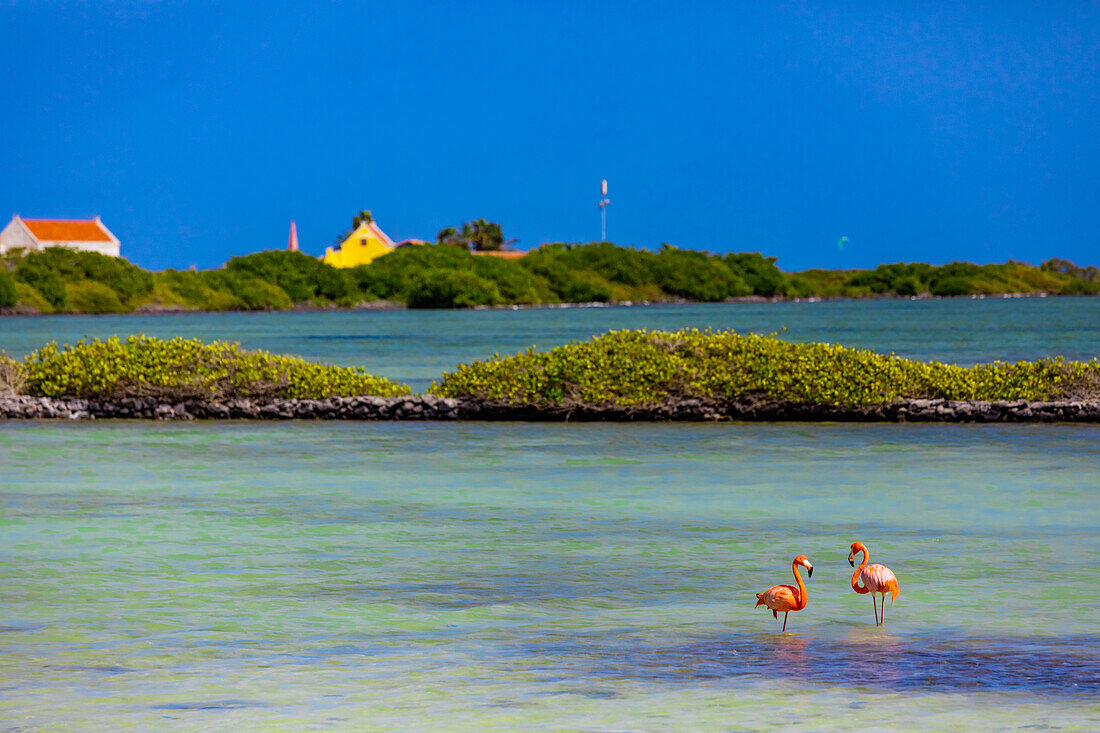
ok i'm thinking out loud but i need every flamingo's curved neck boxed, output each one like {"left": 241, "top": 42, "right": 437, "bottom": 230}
{"left": 791, "top": 561, "right": 808, "bottom": 610}
{"left": 851, "top": 545, "right": 870, "bottom": 594}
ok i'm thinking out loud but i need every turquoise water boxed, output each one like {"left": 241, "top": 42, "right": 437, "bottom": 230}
{"left": 2, "top": 301, "right": 1099, "bottom": 729}
{"left": 1, "top": 422, "right": 1098, "bottom": 730}
{"left": 3, "top": 297, "right": 1099, "bottom": 392}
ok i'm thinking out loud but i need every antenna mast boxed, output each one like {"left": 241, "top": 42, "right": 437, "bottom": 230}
{"left": 598, "top": 179, "right": 610, "bottom": 241}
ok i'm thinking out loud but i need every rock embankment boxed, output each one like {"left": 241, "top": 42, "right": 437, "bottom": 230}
{"left": 2, "top": 395, "right": 1100, "bottom": 422}
{"left": 0, "top": 395, "right": 462, "bottom": 421}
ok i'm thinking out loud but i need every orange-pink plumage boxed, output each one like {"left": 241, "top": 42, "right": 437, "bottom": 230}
{"left": 755, "top": 554, "right": 814, "bottom": 632}
{"left": 848, "top": 541, "right": 900, "bottom": 625}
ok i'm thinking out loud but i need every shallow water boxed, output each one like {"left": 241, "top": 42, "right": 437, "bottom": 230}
{"left": 3, "top": 297, "right": 1099, "bottom": 391}
{"left": 1, "top": 421, "right": 1098, "bottom": 730}
{"left": 2, "top": 300, "right": 1099, "bottom": 728}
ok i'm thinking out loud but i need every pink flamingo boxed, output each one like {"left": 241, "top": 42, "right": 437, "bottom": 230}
{"left": 848, "top": 541, "right": 900, "bottom": 625}
{"left": 755, "top": 555, "right": 814, "bottom": 632}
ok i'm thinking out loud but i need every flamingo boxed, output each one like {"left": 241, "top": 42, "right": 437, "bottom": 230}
{"left": 848, "top": 541, "right": 900, "bottom": 626}
{"left": 755, "top": 555, "right": 814, "bottom": 632}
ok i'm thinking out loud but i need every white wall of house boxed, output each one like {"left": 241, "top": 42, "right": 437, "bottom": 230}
{"left": 38, "top": 238, "right": 121, "bottom": 257}
{"left": 0, "top": 219, "right": 36, "bottom": 254}
{"left": 0, "top": 217, "right": 121, "bottom": 257}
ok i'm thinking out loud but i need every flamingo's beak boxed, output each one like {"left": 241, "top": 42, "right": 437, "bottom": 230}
{"left": 848, "top": 556, "right": 855, "bottom": 567}
{"left": 807, "top": 564, "right": 814, "bottom": 578}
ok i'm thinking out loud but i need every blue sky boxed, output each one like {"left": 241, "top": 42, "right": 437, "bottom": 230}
{"left": 1, "top": 1, "right": 1097, "bottom": 271}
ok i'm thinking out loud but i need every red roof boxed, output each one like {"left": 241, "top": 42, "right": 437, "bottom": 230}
{"left": 22, "top": 219, "right": 113, "bottom": 242}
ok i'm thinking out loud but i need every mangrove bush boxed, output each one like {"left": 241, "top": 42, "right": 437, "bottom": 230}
{"left": 432, "top": 329, "right": 1100, "bottom": 407}
{"left": 23, "top": 336, "right": 410, "bottom": 400}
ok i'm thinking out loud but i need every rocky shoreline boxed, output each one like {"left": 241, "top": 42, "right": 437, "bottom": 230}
{"left": 2, "top": 395, "right": 1099, "bottom": 422}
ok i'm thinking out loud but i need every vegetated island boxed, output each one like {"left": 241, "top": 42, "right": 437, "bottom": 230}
{"left": 3, "top": 332, "right": 1098, "bottom": 422}
{"left": 2, "top": 242, "right": 1099, "bottom": 316}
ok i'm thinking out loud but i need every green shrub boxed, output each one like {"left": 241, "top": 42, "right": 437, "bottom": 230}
{"left": 610, "top": 282, "right": 667, "bottom": 302}
{"left": 525, "top": 242, "right": 657, "bottom": 286}
{"left": 226, "top": 250, "right": 355, "bottom": 302}
{"left": 71, "top": 251, "right": 154, "bottom": 303}
{"left": 782, "top": 274, "right": 820, "bottom": 298}
{"left": 349, "top": 244, "right": 475, "bottom": 301}
{"left": 470, "top": 256, "right": 544, "bottom": 303}
{"left": 651, "top": 248, "right": 751, "bottom": 301}
{"left": 519, "top": 256, "right": 612, "bottom": 302}
{"left": 13, "top": 248, "right": 152, "bottom": 306}
{"left": 66, "top": 281, "right": 125, "bottom": 313}
{"left": 1060, "top": 278, "right": 1100, "bottom": 295}
{"left": 930, "top": 277, "right": 974, "bottom": 297}
{"left": 433, "top": 329, "right": 1100, "bottom": 407}
{"left": 232, "top": 277, "right": 294, "bottom": 310}
{"left": 0, "top": 269, "right": 16, "bottom": 307}
{"left": 521, "top": 242, "right": 768, "bottom": 301}
{"left": 846, "top": 266, "right": 900, "bottom": 294}
{"left": 23, "top": 336, "right": 410, "bottom": 400}
{"left": 406, "top": 268, "right": 503, "bottom": 308}
{"left": 164, "top": 270, "right": 293, "bottom": 310}
{"left": 892, "top": 276, "right": 920, "bottom": 296}
{"left": 1042, "top": 258, "right": 1100, "bottom": 282}
{"left": 785, "top": 259, "right": 1100, "bottom": 299}
{"left": 724, "top": 253, "right": 789, "bottom": 296}
{"left": 153, "top": 270, "right": 240, "bottom": 310}
{"left": 999, "top": 262, "right": 1065, "bottom": 292}
{"left": 16, "top": 259, "right": 68, "bottom": 308}
{"left": 359, "top": 246, "right": 547, "bottom": 304}
{"left": 13, "top": 282, "right": 53, "bottom": 312}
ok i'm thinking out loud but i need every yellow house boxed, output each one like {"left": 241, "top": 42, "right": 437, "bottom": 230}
{"left": 322, "top": 220, "right": 398, "bottom": 268}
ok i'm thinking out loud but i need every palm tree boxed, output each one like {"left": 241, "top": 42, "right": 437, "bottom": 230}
{"left": 436, "top": 219, "right": 515, "bottom": 251}
{"left": 335, "top": 209, "right": 376, "bottom": 245}
{"left": 470, "top": 219, "right": 514, "bottom": 251}
{"left": 436, "top": 227, "right": 459, "bottom": 245}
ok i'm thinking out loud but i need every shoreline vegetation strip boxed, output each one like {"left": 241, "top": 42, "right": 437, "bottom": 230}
{"left": 431, "top": 329, "right": 1100, "bottom": 406}
{"left": 2, "top": 335, "right": 410, "bottom": 400}
{"left": 3, "top": 332, "right": 1098, "bottom": 413}
{"left": 2, "top": 244, "right": 1099, "bottom": 316}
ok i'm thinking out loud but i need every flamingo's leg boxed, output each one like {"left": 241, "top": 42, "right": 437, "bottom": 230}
{"left": 782, "top": 612, "right": 788, "bottom": 632}
{"left": 880, "top": 594, "right": 886, "bottom": 625}
{"left": 872, "top": 595, "right": 879, "bottom": 625}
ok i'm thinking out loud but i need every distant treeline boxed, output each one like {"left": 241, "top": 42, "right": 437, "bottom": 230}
{"left": 1, "top": 243, "right": 1098, "bottom": 314}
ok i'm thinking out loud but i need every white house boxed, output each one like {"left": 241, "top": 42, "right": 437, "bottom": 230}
{"left": 0, "top": 215, "right": 121, "bottom": 257}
